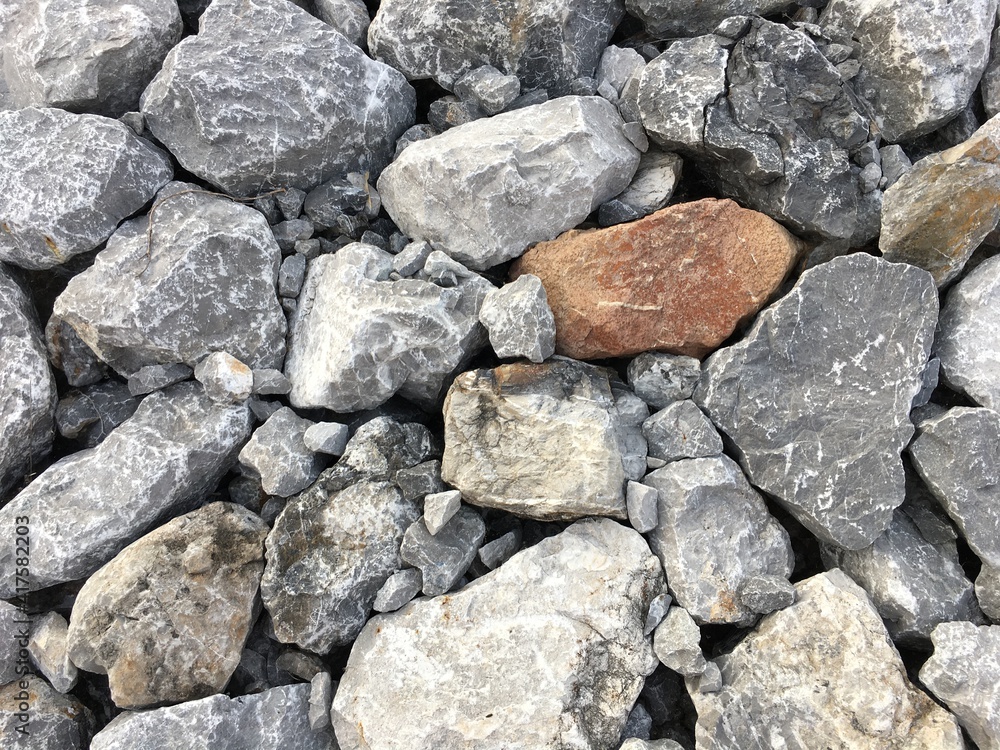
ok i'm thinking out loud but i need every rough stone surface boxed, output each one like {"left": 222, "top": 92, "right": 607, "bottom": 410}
{"left": 66, "top": 503, "right": 266, "bottom": 709}
{"left": 303, "top": 421, "right": 349, "bottom": 456}
{"left": 379, "top": 96, "right": 639, "bottom": 271}
{"left": 477, "top": 530, "right": 520, "bottom": 570}
{"left": 56, "top": 380, "right": 140, "bottom": 447}
{"left": 194, "top": 352, "right": 253, "bottom": 404}
{"left": 239, "top": 408, "right": 322, "bottom": 498}
{"left": 879, "top": 115, "right": 1000, "bottom": 286}
{"left": 28, "top": 612, "right": 77, "bottom": 693}
{"left": 309, "top": 671, "right": 333, "bottom": 731}
{"left": 423, "top": 490, "right": 462, "bottom": 536}
{"left": 2, "top": 0, "right": 183, "bottom": 118}
{"left": 821, "top": 0, "right": 998, "bottom": 141}
{"left": 935, "top": 254, "right": 1000, "bottom": 409}
{"left": 0, "top": 675, "right": 94, "bottom": 750}
{"left": 141, "top": 0, "right": 415, "bottom": 195}
{"left": 478, "top": 274, "right": 556, "bottom": 363}
{"left": 0, "top": 107, "right": 172, "bottom": 270}
{"left": 442, "top": 359, "right": 646, "bottom": 521}
{"left": 643, "top": 455, "right": 793, "bottom": 625}
{"left": 690, "top": 570, "right": 965, "bottom": 749}
{"left": 695, "top": 254, "right": 938, "bottom": 549}
{"left": 643, "top": 400, "right": 723, "bottom": 463}
{"left": 627, "top": 0, "right": 793, "bottom": 37}
{"left": 978, "top": 565, "right": 1000, "bottom": 621}
{"left": 627, "top": 480, "right": 659, "bottom": 534}
{"left": 128, "top": 363, "right": 192, "bottom": 396}
{"left": 627, "top": 353, "right": 701, "bottom": 410}
{"left": 285, "top": 243, "right": 491, "bottom": 412}
{"left": 373, "top": 567, "right": 423, "bottom": 613}
{"left": 0, "top": 382, "right": 252, "bottom": 597}
{"left": 612, "top": 150, "right": 683, "bottom": 219}
{"left": 920, "top": 622, "right": 1000, "bottom": 750}
{"left": 400, "top": 507, "right": 486, "bottom": 596}
{"left": 653, "top": 607, "right": 706, "bottom": 677}
{"left": 313, "top": 0, "right": 369, "bottom": 48}
{"left": 0, "top": 600, "right": 31, "bottom": 686}
{"left": 454, "top": 66, "right": 520, "bottom": 115}
{"left": 368, "top": 0, "right": 623, "bottom": 96}
{"left": 513, "top": 199, "right": 802, "bottom": 359}
{"left": 53, "top": 185, "right": 286, "bottom": 377}
{"left": 333, "top": 519, "right": 663, "bottom": 750}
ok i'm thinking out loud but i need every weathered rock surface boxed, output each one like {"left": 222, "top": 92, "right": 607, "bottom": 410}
{"left": 285, "top": 243, "right": 491, "bottom": 412}
{"left": 0, "top": 382, "right": 252, "bottom": 596}
{"left": 978, "top": 565, "right": 1000, "bottom": 621}
{"left": 454, "top": 65, "right": 520, "bottom": 115}
{"left": 478, "top": 274, "right": 556, "bottom": 363}
{"left": 56, "top": 379, "right": 140, "bottom": 447}
{"left": 987, "top": 17, "right": 1000, "bottom": 118}
{"left": 52, "top": 185, "right": 286, "bottom": 377}
{"left": 442, "top": 359, "right": 646, "bottom": 521}
{"left": 627, "top": 0, "right": 793, "bottom": 37}
{"left": 368, "top": 0, "right": 623, "bottom": 95}
{"left": 314, "top": 0, "right": 369, "bottom": 48}
{"left": 379, "top": 96, "right": 639, "bottom": 270}
{"left": 0, "top": 600, "right": 30, "bottom": 686}
{"left": 422, "top": 490, "right": 462, "bottom": 536}
{"left": 127, "top": 363, "right": 192, "bottom": 396}
{"left": 653, "top": 606, "right": 706, "bottom": 677}
{"left": 373, "top": 568, "right": 423, "bottom": 613}
{"left": 0, "top": 107, "right": 172, "bottom": 270}
{"left": 239, "top": 407, "right": 322, "bottom": 498}
{"left": 695, "top": 254, "right": 938, "bottom": 549}
{"left": 29, "top": 612, "right": 77, "bottom": 693}
{"left": 194, "top": 352, "right": 253, "bottom": 404}
{"left": 611, "top": 150, "right": 683, "bottom": 220}
{"left": 643, "top": 455, "right": 793, "bottom": 625}
{"left": 690, "top": 570, "right": 965, "bottom": 749}
{"left": 643, "top": 400, "right": 723, "bottom": 463}
{"left": 400, "top": 507, "right": 486, "bottom": 595}
{"left": 89, "top": 684, "right": 335, "bottom": 750}
{"left": 303, "top": 421, "right": 349, "bottom": 456}
{"left": 333, "top": 519, "right": 663, "bottom": 750}
{"left": 513, "top": 199, "right": 801, "bottom": 359}
{"left": 628, "top": 353, "right": 701, "bottom": 410}
{"left": 920, "top": 622, "right": 1000, "bottom": 750}
{"left": 821, "top": 0, "right": 998, "bottom": 142}
{"left": 935, "top": 254, "right": 1000, "bottom": 409}
{"left": 66, "top": 503, "right": 266, "bottom": 708}
{"left": 0, "top": 675, "right": 94, "bottom": 750}
{"left": 879, "top": 115, "right": 1000, "bottom": 285}
{"left": 2, "top": 0, "right": 183, "bottom": 117}
{"left": 141, "top": 0, "right": 415, "bottom": 195}
{"left": 261, "top": 418, "right": 432, "bottom": 653}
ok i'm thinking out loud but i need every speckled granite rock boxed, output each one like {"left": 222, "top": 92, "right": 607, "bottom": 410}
{"left": 0, "top": 675, "right": 94, "bottom": 749}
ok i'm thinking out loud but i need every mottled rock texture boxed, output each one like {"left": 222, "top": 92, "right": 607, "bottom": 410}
{"left": 478, "top": 274, "right": 556, "bottom": 363}
{"left": 239, "top": 407, "right": 322, "bottom": 498}
{"left": 314, "top": 0, "right": 369, "bottom": 48}
{"left": 0, "top": 675, "right": 94, "bottom": 750}
{"left": 627, "top": 0, "right": 793, "bottom": 37}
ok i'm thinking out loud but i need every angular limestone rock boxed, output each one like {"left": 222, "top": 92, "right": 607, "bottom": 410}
{"left": 373, "top": 568, "right": 423, "bottom": 613}
{"left": 379, "top": 96, "right": 639, "bottom": 270}
{"left": 422, "top": 490, "right": 462, "bottom": 536}
{"left": 0, "top": 107, "right": 172, "bottom": 270}
{"left": 194, "top": 352, "right": 253, "bottom": 404}
{"left": 442, "top": 359, "right": 646, "bottom": 521}
{"left": 67, "top": 503, "right": 267, "bottom": 709}
{"left": 653, "top": 607, "right": 706, "bottom": 677}
{"left": 313, "top": 0, "right": 369, "bottom": 48}
{"left": 627, "top": 0, "right": 793, "bottom": 37}
{"left": 695, "top": 254, "right": 938, "bottom": 549}
{"left": 478, "top": 274, "right": 556, "bottom": 363}
{"left": 612, "top": 150, "right": 683, "bottom": 219}
{"left": 400, "top": 507, "right": 486, "bottom": 596}
{"left": 0, "top": 675, "right": 94, "bottom": 749}
{"left": 691, "top": 570, "right": 965, "bottom": 749}
{"left": 643, "top": 456, "right": 793, "bottom": 625}
{"left": 29, "top": 612, "right": 77, "bottom": 693}
{"left": 627, "top": 353, "right": 701, "bottom": 410}
{"left": 643, "top": 400, "right": 723, "bottom": 463}
{"left": 333, "top": 519, "right": 663, "bottom": 750}
{"left": 978, "top": 566, "right": 1000, "bottom": 621}
{"left": 52, "top": 185, "right": 286, "bottom": 377}
{"left": 141, "top": 0, "right": 414, "bottom": 195}
{"left": 239, "top": 407, "right": 322, "bottom": 498}
{"left": 0, "top": 382, "right": 252, "bottom": 596}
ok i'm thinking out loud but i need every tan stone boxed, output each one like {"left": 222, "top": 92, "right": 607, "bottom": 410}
{"left": 511, "top": 198, "right": 802, "bottom": 359}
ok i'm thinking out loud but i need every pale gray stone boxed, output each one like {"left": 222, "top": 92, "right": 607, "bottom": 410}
{"left": 620, "top": 740, "right": 684, "bottom": 750}
{"left": 598, "top": 46, "right": 645, "bottom": 98}
{"left": 477, "top": 530, "right": 520, "bottom": 570}
{"left": 423, "top": 490, "right": 462, "bottom": 536}
{"left": 373, "top": 568, "right": 423, "bottom": 613}
{"left": 478, "top": 274, "right": 556, "bottom": 363}
{"left": 128, "top": 363, "right": 192, "bottom": 396}
{"left": 308, "top": 672, "right": 333, "bottom": 732}
{"left": 400, "top": 507, "right": 486, "bottom": 596}
{"left": 736, "top": 575, "right": 796, "bottom": 615}
{"left": 332, "top": 519, "right": 663, "bottom": 750}
{"left": 622, "top": 121, "right": 649, "bottom": 152}
{"left": 987, "top": 14, "right": 1000, "bottom": 118}
{"left": 920, "top": 622, "right": 1000, "bottom": 750}
{"left": 695, "top": 254, "right": 938, "bottom": 549}
{"left": 627, "top": 0, "right": 793, "bottom": 36}
{"left": 195, "top": 352, "right": 254, "bottom": 404}
{"left": 2, "top": 0, "right": 182, "bottom": 117}
{"left": 642, "top": 400, "right": 723, "bottom": 463}
{"left": 0, "top": 600, "right": 31, "bottom": 686}
{"left": 627, "top": 352, "right": 701, "bottom": 410}
{"left": 0, "top": 382, "right": 252, "bottom": 597}
{"left": 454, "top": 65, "right": 520, "bottom": 115}
{"left": 691, "top": 570, "right": 965, "bottom": 749}
{"left": 612, "top": 150, "right": 683, "bottom": 219}
{"left": 644, "top": 455, "right": 793, "bottom": 625}
{"left": 627, "top": 480, "right": 659, "bottom": 534}
{"left": 0, "top": 675, "right": 94, "bottom": 749}
{"left": 303, "top": 422, "right": 349, "bottom": 456}
{"left": 239, "top": 408, "right": 322, "bottom": 498}
{"left": 653, "top": 607, "right": 706, "bottom": 677}
{"left": 688, "top": 662, "right": 723, "bottom": 695}
{"left": 644, "top": 592, "right": 672, "bottom": 636}
{"left": 313, "top": 0, "right": 369, "bottom": 48}
{"left": 0, "top": 107, "right": 172, "bottom": 270}
{"left": 285, "top": 243, "right": 491, "bottom": 412}
{"left": 52, "top": 185, "right": 286, "bottom": 377}
{"left": 252, "top": 368, "right": 291, "bottom": 396}
{"left": 378, "top": 96, "right": 640, "bottom": 270}
{"left": 141, "top": 0, "right": 414, "bottom": 195}
{"left": 28, "top": 612, "right": 77, "bottom": 693}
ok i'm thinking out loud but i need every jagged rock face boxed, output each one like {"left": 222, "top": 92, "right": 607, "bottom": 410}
{"left": 690, "top": 570, "right": 965, "bottom": 749}
{"left": 0, "top": 107, "right": 172, "bottom": 270}
{"left": 0, "top": 675, "right": 94, "bottom": 749}
{"left": 368, "top": 0, "right": 624, "bottom": 95}
{"left": 626, "top": 0, "right": 793, "bottom": 37}
{"left": 1, "top": 0, "right": 183, "bottom": 117}
{"left": 695, "top": 254, "right": 938, "bottom": 550}
{"left": 52, "top": 184, "right": 286, "bottom": 377}
{"left": 332, "top": 519, "right": 664, "bottom": 750}
{"left": 478, "top": 274, "right": 556, "bottom": 363}
{"left": 66, "top": 503, "right": 267, "bottom": 709}
{"left": 0, "top": 383, "right": 252, "bottom": 597}
{"left": 441, "top": 359, "right": 647, "bottom": 521}
{"left": 313, "top": 0, "right": 370, "bottom": 48}
{"left": 378, "top": 96, "right": 639, "bottom": 270}
{"left": 821, "top": 0, "right": 998, "bottom": 142}
{"left": 141, "top": 0, "right": 415, "bottom": 195}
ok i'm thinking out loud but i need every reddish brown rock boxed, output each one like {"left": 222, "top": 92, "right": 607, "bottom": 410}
{"left": 511, "top": 198, "right": 803, "bottom": 359}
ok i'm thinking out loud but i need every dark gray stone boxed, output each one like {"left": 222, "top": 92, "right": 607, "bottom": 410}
{"left": 272, "top": 219, "right": 313, "bottom": 252}
{"left": 427, "top": 97, "right": 486, "bottom": 131}
{"left": 0, "top": 600, "right": 31, "bottom": 686}
{"left": 278, "top": 254, "right": 307, "bottom": 298}
{"left": 308, "top": 671, "right": 333, "bottom": 731}
{"left": 394, "top": 460, "right": 444, "bottom": 501}
{"left": 252, "top": 368, "right": 290, "bottom": 396}
{"left": 275, "top": 187, "right": 306, "bottom": 222}
{"left": 0, "top": 675, "right": 94, "bottom": 750}
{"left": 372, "top": 567, "right": 423, "bottom": 613}
{"left": 627, "top": 352, "right": 701, "bottom": 410}
{"left": 127, "top": 363, "right": 193, "bottom": 396}
{"left": 56, "top": 380, "right": 139, "bottom": 447}
{"left": 642, "top": 400, "right": 723, "bottom": 463}
{"left": 627, "top": 0, "right": 794, "bottom": 37}
{"left": 45, "top": 317, "right": 106, "bottom": 387}
{"left": 477, "top": 530, "right": 521, "bottom": 570}
{"left": 736, "top": 575, "right": 796, "bottom": 615}
{"left": 400, "top": 507, "right": 486, "bottom": 596}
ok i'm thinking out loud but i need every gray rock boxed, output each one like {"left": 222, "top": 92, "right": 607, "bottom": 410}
{"left": 395, "top": 460, "right": 444, "bottom": 501}
{"left": 89, "top": 684, "right": 335, "bottom": 750}
{"left": 2, "top": 0, "right": 182, "bottom": 117}
{"left": 128, "top": 363, "right": 193, "bottom": 396}
{"left": 392, "top": 240, "right": 432, "bottom": 277}
{"left": 378, "top": 96, "right": 640, "bottom": 270}
{"left": 691, "top": 570, "right": 965, "bottom": 749}
{"left": 913, "top": 357, "right": 940, "bottom": 409}
{"left": 56, "top": 380, "right": 140, "bottom": 447}
{"left": 332, "top": 519, "right": 663, "bottom": 750}
{"left": 0, "top": 265, "right": 56, "bottom": 497}
{"left": 920, "top": 622, "right": 1000, "bottom": 750}
{"left": 141, "top": 0, "right": 414, "bottom": 195}
{"left": 977, "top": 566, "right": 1000, "bottom": 620}
{"left": 504, "top": 88, "right": 549, "bottom": 112}
{"left": 45, "top": 317, "right": 106, "bottom": 387}
{"left": 274, "top": 187, "right": 306, "bottom": 222}
{"left": 278, "top": 254, "right": 307, "bottom": 298}
{"left": 427, "top": 96, "right": 486, "bottom": 132}
{"left": 308, "top": 672, "right": 333, "bottom": 732}
{"left": 0, "top": 382, "right": 252, "bottom": 596}
{"left": 260, "top": 418, "right": 432, "bottom": 653}
{"left": 0, "top": 675, "right": 94, "bottom": 749}
{"left": 194, "top": 352, "right": 254, "bottom": 404}
{"left": 442, "top": 359, "right": 646, "bottom": 521}
{"left": 285, "top": 243, "right": 491, "bottom": 412}
{"left": 820, "top": 0, "right": 998, "bottom": 141}
{"left": 400, "top": 507, "right": 486, "bottom": 596}
{"left": 619, "top": 702, "right": 653, "bottom": 742}
{"left": 879, "top": 144, "right": 912, "bottom": 188}
{"left": 252, "top": 369, "right": 291, "bottom": 396}
{"left": 273, "top": 650, "right": 326, "bottom": 683}
{"left": 642, "top": 400, "right": 723, "bottom": 463}
{"left": 643, "top": 455, "right": 793, "bottom": 625}
{"left": 0, "top": 107, "right": 172, "bottom": 270}
{"left": 643, "top": 592, "right": 672, "bottom": 637}
{"left": 313, "top": 0, "right": 369, "bottom": 48}
{"left": 627, "top": 352, "right": 701, "bottom": 410}
{"left": 0, "top": 600, "right": 31, "bottom": 686}
{"left": 303, "top": 422, "right": 349, "bottom": 456}
{"left": 627, "top": 480, "right": 659, "bottom": 534}
{"left": 653, "top": 607, "right": 706, "bottom": 677}
{"left": 454, "top": 65, "right": 520, "bottom": 115}
{"left": 53, "top": 185, "right": 286, "bottom": 377}
{"left": 695, "top": 254, "right": 938, "bottom": 549}
{"left": 272, "top": 219, "right": 313, "bottom": 253}
{"left": 688, "top": 661, "right": 723, "bottom": 695}
{"left": 627, "top": 0, "right": 793, "bottom": 36}
{"left": 612, "top": 150, "right": 683, "bottom": 219}
{"left": 373, "top": 568, "right": 423, "bottom": 613}
{"left": 28, "top": 612, "right": 77, "bottom": 693}
{"left": 598, "top": 46, "right": 645, "bottom": 98}
{"left": 736, "top": 575, "right": 796, "bottom": 615}
{"left": 239, "top": 408, "right": 321, "bottom": 498}
{"left": 935, "top": 254, "right": 1000, "bottom": 409}
{"left": 423, "top": 490, "right": 462, "bottom": 536}
{"left": 368, "top": 0, "right": 623, "bottom": 96}
{"left": 620, "top": 741, "right": 684, "bottom": 750}
{"left": 622, "top": 121, "right": 649, "bottom": 152}
{"left": 477, "top": 530, "right": 521, "bottom": 570}
{"left": 478, "top": 274, "right": 556, "bottom": 362}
